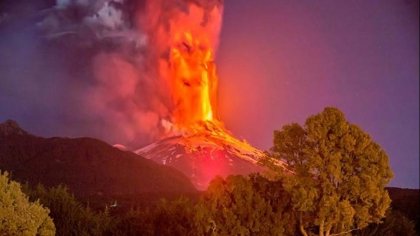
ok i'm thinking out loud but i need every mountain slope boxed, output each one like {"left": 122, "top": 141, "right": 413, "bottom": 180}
{"left": 0, "top": 120, "right": 196, "bottom": 197}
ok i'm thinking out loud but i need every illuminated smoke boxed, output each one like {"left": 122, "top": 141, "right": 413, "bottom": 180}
{"left": 0, "top": 0, "right": 223, "bottom": 146}
{"left": 50, "top": 0, "right": 222, "bottom": 145}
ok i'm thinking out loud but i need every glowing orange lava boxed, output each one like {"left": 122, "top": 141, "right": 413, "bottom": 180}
{"left": 169, "top": 31, "right": 218, "bottom": 127}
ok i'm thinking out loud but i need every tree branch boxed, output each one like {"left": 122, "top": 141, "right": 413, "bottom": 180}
{"left": 329, "top": 228, "right": 360, "bottom": 236}
{"left": 299, "top": 212, "right": 309, "bottom": 236}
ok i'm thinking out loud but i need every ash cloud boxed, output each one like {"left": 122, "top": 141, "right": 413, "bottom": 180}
{"left": 0, "top": 0, "right": 223, "bottom": 147}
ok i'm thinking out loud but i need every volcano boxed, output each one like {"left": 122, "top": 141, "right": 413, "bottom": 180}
{"left": 131, "top": 1, "right": 288, "bottom": 189}
{"left": 136, "top": 121, "right": 286, "bottom": 189}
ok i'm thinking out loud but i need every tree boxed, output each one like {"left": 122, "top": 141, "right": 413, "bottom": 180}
{"left": 0, "top": 171, "right": 55, "bottom": 236}
{"left": 355, "top": 210, "right": 417, "bottom": 236}
{"left": 201, "top": 175, "right": 295, "bottom": 236}
{"left": 109, "top": 196, "right": 207, "bottom": 236}
{"left": 149, "top": 197, "right": 201, "bottom": 236}
{"left": 24, "top": 184, "right": 111, "bottom": 236}
{"left": 272, "top": 107, "right": 393, "bottom": 236}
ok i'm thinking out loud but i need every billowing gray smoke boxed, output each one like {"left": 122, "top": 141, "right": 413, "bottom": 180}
{"left": 0, "top": 0, "right": 223, "bottom": 148}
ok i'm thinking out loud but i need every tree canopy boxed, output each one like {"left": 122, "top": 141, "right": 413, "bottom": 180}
{"left": 355, "top": 210, "right": 417, "bottom": 236}
{"left": 199, "top": 174, "right": 296, "bottom": 236}
{"left": 272, "top": 107, "right": 393, "bottom": 236}
{"left": 24, "top": 184, "right": 111, "bottom": 236}
{"left": 0, "top": 171, "right": 55, "bottom": 236}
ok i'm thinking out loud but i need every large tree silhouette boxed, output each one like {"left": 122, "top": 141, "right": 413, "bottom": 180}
{"left": 272, "top": 107, "right": 393, "bottom": 236}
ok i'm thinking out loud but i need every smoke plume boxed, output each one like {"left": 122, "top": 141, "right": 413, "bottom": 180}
{"left": 0, "top": 0, "right": 223, "bottom": 147}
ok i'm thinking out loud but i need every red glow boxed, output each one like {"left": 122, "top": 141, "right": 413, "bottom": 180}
{"left": 195, "top": 149, "right": 228, "bottom": 187}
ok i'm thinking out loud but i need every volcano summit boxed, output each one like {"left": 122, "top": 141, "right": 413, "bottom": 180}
{"left": 136, "top": 121, "right": 283, "bottom": 189}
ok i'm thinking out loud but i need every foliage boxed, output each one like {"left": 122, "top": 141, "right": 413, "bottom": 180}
{"left": 152, "top": 197, "right": 205, "bottom": 235}
{"left": 0, "top": 171, "right": 55, "bottom": 236}
{"left": 108, "top": 207, "right": 154, "bottom": 236}
{"left": 111, "top": 197, "right": 201, "bottom": 236}
{"left": 272, "top": 107, "right": 393, "bottom": 236}
{"left": 386, "top": 187, "right": 420, "bottom": 233}
{"left": 109, "top": 197, "right": 204, "bottom": 236}
{"left": 355, "top": 210, "right": 417, "bottom": 236}
{"left": 109, "top": 174, "right": 297, "bottom": 236}
{"left": 201, "top": 174, "right": 296, "bottom": 236}
{"left": 24, "top": 184, "right": 111, "bottom": 236}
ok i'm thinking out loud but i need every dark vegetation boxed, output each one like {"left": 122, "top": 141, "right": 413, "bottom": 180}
{"left": 387, "top": 187, "right": 420, "bottom": 232}
{"left": 4, "top": 173, "right": 418, "bottom": 236}
{"left": 1, "top": 108, "right": 419, "bottom": 235}
{"left": 23, "top": 184, "right": 112, "bottom": 236}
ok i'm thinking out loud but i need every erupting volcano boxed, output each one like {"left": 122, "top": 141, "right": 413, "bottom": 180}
{"left": 131, "top": 0, "right": 287, "bottom": 189}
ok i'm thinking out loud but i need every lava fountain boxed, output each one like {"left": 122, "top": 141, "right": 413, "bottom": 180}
{"left": 169, "top": 31, "right": 217, "bottom": 126}
{"left": 136, "top": 0, "right": 286, "bottom": 189}
{"left": 140, "top": 0, "right": 223, "bottom": 131}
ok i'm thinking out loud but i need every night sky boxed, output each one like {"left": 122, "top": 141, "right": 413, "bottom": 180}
{"left": 0, "top": 1, "right": 418, "bottom": 188}
{"left": 217, "top": 0, "right": 419, "bottom": 188}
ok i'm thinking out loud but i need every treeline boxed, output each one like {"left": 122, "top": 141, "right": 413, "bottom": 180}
{"left": 4, "top": 172, "right": 294, "bottom": 235}
{"left": 1, "top": 171, "right": 417, "bottom": 236}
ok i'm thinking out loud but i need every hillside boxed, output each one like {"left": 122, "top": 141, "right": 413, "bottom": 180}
{"left": 0, "top": 120, "right": 196, "bottom": 199}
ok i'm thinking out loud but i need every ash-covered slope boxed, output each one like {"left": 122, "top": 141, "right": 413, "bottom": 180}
{"left": 136, "top": 121, "right": 287, "bottom": 189}
{"left": 0, "top": 120, "right": 196, "bottom": 197}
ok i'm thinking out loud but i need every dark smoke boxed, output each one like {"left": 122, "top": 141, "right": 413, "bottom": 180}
{"left": 0, "top": 0, "right": 222, "bottom": 148}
